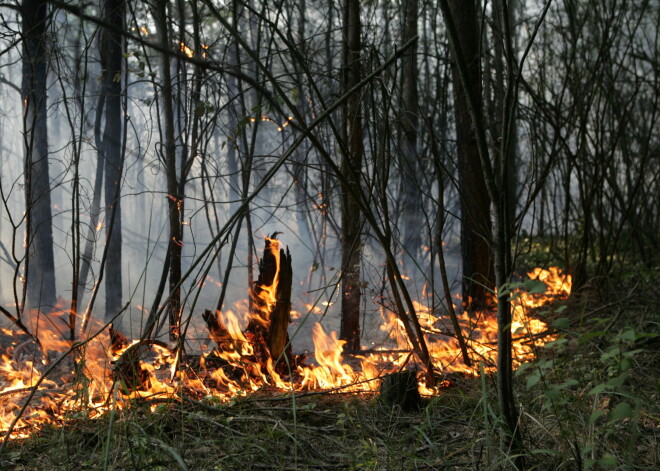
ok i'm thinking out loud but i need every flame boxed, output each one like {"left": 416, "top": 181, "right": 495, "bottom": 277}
{"left": 180, "top": 42, "right": 194, "bottom": 58}
{"left": 0, "top": 267, "right": 570, "bottom": 440}
{"left": 261, "top": 237, "right": 281, "bottom": 309}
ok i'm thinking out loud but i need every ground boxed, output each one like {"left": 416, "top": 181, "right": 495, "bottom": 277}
{"left": 1, "top": 271, "right": 658, "bottom": 470}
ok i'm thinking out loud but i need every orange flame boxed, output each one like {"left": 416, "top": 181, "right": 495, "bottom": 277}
{"left": 0, "top": 267, "right": 571, "bottom": 440}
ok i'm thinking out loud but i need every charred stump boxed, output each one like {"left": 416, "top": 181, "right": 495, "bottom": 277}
{"left": 379, "top": 370, "right": 422, "bottom": 411}
{"left": 110, "top": 325, "right": 129, "bottom": 355}
{"left": 246, "top": 235, "right": 293, "bottom": 369}
{"left": 112, "top": 342, "right": 152, "bottom": 394}
{"left": 109, "top": 325, "right": 152, "bottom": 394}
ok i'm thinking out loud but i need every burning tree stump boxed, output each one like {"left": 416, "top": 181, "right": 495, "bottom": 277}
{"left": 246, "top": 235, "right": 293, "bottom": 369}
{"left": 380, "top": 370, "right": 421, "bottom": 411}
{"left": 202, "top": 309, "right": 236, "bottom": 353}
{"left": 112, "top": 342, "right": 152, "bottom": 394}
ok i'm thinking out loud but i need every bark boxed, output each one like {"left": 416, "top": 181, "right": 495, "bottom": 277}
{"left": 399, "top": 0, "right": 422, "bottom": 256}
{"left": 153, "top": 1, "right": 182, "bottom": 341}
{"left": 448, "top": 0, "right": 495, "bottom": 311}
{"left": 100, "top": 0, "right": 125, "bottom": 322}
{"left": 22, "top": 0, "right": 56, "bottom": 313}
{"left": 380, "top": 370, "right": 421, "bottom": 411}
{"left": 339, "top": 0, "right": 363, "bottom": 352}
{"left": 488, "top": 0, "right": 519, "bottom": 236}
{"left": 111, "top": 339, "right": 160, "bottom": 394}
{"left": 246, "top": 236, "right": 293, "bottom": 367}
{"left": 289, "top": 0, "right": 313, "bottom": 244}
{"left": 225, "top": 18, "right": 242, "bottom": 216}
{"left": 440, "top": 0, "right": 521, "bottom": 451}
{"left": 76, "top": 95, "right": 105, "bottom": 310}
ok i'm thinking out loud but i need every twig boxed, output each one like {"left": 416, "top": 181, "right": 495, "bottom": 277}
{"left": 0, "top": 305, "right": 43, "bottom": 350}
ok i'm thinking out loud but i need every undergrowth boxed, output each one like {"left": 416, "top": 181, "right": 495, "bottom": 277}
{"left": 1, "top": 270, "right": 658, "bottom": 470}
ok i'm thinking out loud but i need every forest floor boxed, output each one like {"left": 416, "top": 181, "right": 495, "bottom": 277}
{"left": 1, "top": 269, "right": 658, "bottom": 470}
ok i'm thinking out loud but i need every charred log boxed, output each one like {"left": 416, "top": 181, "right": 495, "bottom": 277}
{"left": 268, "top": 246, "right": 293, "bottom": 361}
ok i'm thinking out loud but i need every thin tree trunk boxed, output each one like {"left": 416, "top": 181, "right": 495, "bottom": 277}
{"left": 100, "top": 0, "right": 125, "bottom": 322}
{"left": 439, "top": 0, "right": 521, "bottom": 452}
{"left": 400, "top": 0, "right": 422, "bottom": 256}
{"left": 22, "top": 0, "right": 56, "bottom": 313}
{"left": 153, "top": 1, "right": 182, "bottom": 341}
{"left": 339, "top": 0, "right": 363, "bottom": 352}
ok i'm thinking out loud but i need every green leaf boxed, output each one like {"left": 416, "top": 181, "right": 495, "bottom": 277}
{"left": 608, "top": 402, "right": 633, "bottom": 423}
{"left": 580, "top": 330, "right": 606, "bottom": 342}
{"left": 544, "top": 338, "right": 568, "bottom": 350}
{"left": 601, "top": 347, "right": 620, "bottom": 362}
{"left": 515, "top": 362, "right": 533, "bottom": 376}
{"left": 598, "top": 454, "right": 617, "bottom": 468}
{"left": 606, "top": 373, "right": 628, "bottom": 389}
{"left": 588, "top": 383, "right": 608, "bottom": 395}
{"left": 527, "top": 373, "right": 541, "bottom": 388}
{"left": 620, "top": 328, "right": 636, "bottom": 343}
{"left": 530, "top": 449, "right": 559, "bottom": 455}
{"left": 544, "top": 386, "right": 561, "bottom": 401}
{"left": 620, "top": 357, "right": 632, "bottom": 371}
{"left": 524, "top": 278, "right": 547, "bottom": 294}
{"left": 552, "top": 317, "right": 570, "bottom": 329}
{"left": 584, "top": 458, "right": 596, "bottom": 470}
{"left": 623, "top": 349, "right": 644, "bottom": 357}
{"left": 560, "top": 379, "right": 578, "bottom": 388}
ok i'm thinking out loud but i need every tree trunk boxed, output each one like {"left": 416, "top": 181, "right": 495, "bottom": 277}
{"left": 22, "top": 0, "right": 56, "bottom": 313}
{"left": 488, "top": 0, "right": 519, "bottom": 237}
{"left": 440, "top": 0, "right": 521, "bottom": 452}
{"left": 100, "top": 0, "right": 125, "bottom": 322}
{"left": 339, "top": 0, "right": 363, "bottom": 352}
{"left": 399, "top": 0, "right": 422, "bottom": 257}
{"left": 448, "top": 0, "right": 495, "bottom": 312}
{"left": 153, "top": 1, "right": 182, "bottom": 341}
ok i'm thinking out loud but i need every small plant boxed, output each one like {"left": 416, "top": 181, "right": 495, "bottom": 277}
{"left": 517, "top": 308, "right": 657, "bottom": 469}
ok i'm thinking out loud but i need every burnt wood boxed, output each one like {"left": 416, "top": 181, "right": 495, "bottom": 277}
{"left": 202, "top": 309, "right": 236, "bottom": 352}
{"left": 380, "top": 370, "right": 422, "bottom": 411}
{"left": 247, "top": 235, "right": 293, "bottom": 368}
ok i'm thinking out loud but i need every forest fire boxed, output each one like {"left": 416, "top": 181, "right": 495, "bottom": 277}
{"left": 0, "top": 238, "right": 571, "bottom": 441}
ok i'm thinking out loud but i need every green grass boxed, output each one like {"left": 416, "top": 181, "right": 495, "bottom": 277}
{"left": 1, "top": 273, "right": 658, "bottom": 470}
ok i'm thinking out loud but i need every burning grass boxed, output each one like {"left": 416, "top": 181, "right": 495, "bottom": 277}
{"left": 0, "top": 269, "right": 658, "bottom": 470}
{"left": 3, "top": 328, "right": 657, "bottom": 471}
{"left": 1, "top": 233, "right": 656, "bottom": 470}
{"left": 0, "top": 266, "right": 575, "bottom": 445}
